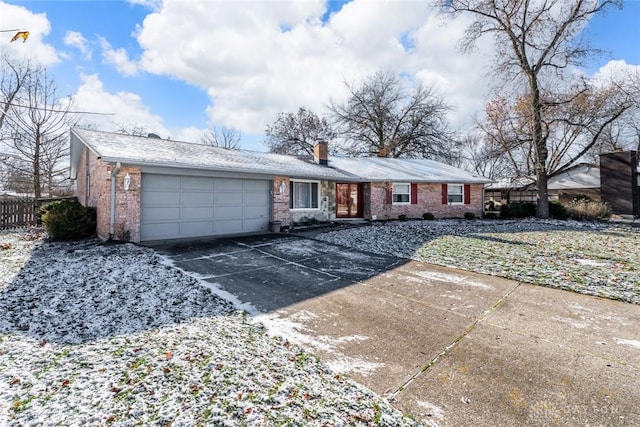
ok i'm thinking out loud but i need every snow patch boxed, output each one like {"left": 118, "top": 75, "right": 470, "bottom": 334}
{"left": 416, "top": 400, "right": 445, "bottom": 426}
{"left": 614, "top": 338, "right": 640, "bottom": 349}
{"left": 551, "top": 316, "right": 590, "bottom": 329}
{"left": 326, "top": 357, "right": 385, "bottom": 376}
{"left": 159, "top": 254, "right": 259, "bottom": 315}
{"left": 575, "top": 258, "right": 609, "bottom": 267}
{"left": 272, "top": 240, "right": 329, "bottom": 258}
{"left": 414, "top": 270, "right": 490, "bottom": 290}
{"left": 257, "top": 312, "right": 383, "bottom": 376}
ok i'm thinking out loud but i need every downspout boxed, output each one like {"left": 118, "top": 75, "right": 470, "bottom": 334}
{"left": 109, "top": 162, "right": 121, "bottom": 240}
{"left": 482, "top": 184, "right": 486, "bottom": 217}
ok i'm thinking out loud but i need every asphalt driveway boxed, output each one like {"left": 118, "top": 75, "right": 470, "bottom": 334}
{"left": 155, "top": 234, "right": 640, "bottom": 427}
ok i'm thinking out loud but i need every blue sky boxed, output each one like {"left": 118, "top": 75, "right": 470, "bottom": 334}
{"left": 1, "top": 0, "right": 639, "bottom": 151}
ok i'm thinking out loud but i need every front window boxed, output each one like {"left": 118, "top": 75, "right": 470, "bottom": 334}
{"left": 393, "top": 183, "right": 410, "bottom": 204}
{"left": 290, "top": 180, "right": 319, "bottom": 209}
{"left": 448, "top": 184, "right": 463, "bottom": 204}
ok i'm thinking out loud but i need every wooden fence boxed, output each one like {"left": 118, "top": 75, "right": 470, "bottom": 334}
{"left": 0, "top": 198, "right": 37, "bottom": 230}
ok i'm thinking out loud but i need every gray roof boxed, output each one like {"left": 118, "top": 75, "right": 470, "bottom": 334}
{"left": 70, "top": 128, "right": 491, "bottom": 184}
{"left": 327, "top": 157, "right": 491, "bottom": 184}
{"left": 485, "top": 176, "right": 536, "bottom": 190}
{"left": 548, "top": 164, "right": 600, "bottom": 190}
{"left": 70, "top": 128, "right": 355, "bottom": 181}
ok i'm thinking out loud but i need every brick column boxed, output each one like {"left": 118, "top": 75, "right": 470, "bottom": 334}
{"left": 272, "top": 176, "right": 291, "bottom": 226}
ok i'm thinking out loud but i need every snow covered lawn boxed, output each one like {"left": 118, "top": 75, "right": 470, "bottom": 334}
{"left": 0, "top": 230, "right": 417, "bottom": 426}
{"left": 315, "top": 219, "right": 640, "bottom": 304}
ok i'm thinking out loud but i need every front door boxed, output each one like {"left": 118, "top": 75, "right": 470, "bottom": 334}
{"left": 336, "top": 183, "right": 363, "bottom": 218}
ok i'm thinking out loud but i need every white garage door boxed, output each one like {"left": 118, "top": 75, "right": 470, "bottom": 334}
{"left": 140, "top": 174, "right": 270, "bottom": 241}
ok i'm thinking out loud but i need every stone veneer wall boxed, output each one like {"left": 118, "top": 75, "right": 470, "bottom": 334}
{"left": 369, "top": 182, "right": 484, "bottom": 220}
{"left": 75, "top": 147, "right": 141, "bottom": 242}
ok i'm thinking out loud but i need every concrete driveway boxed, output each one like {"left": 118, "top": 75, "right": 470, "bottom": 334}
{"left": 156, "top": 234, "right": 640, "bottom": 427}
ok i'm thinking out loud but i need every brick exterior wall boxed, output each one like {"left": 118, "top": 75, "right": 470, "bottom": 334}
{"left": 75, "top": 147, "right": 142, "bottom": 242}
{"left": 369, "top": 182, "right": 484, "bottom": 220}
{"left": 272, "top": 176, "right": 291, "bottom": 226}
{"left": 112, "top": 166, "right": 141, "bottom": 242}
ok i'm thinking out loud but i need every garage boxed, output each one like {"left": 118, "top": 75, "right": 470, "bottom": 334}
{"left": 140, "top": 174, "right": 270, "bottom": 241}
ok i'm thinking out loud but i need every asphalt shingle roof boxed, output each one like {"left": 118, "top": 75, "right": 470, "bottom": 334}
{"left": 70, "top": 128, "right": 491, "bottom": 184}
{"left": 328, "top": 157, "right": 492, "bottom": 184}
{"left": 71, "top": 128, "right": 355, "bottom": 181}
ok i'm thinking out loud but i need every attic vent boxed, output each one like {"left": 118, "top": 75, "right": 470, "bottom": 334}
{"left": 147, "top": 133, "right": 161, "bottom": 139}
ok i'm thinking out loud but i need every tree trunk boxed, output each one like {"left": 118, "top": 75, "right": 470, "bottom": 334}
{"left": 531, "top": 83, "right": 549, "bottom": 218}
{"left": 33, "top": 132, "right": 41, "bottom": 199}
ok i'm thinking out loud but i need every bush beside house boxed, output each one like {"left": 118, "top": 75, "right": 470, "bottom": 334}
{"left": 39, "top": 199, "right": 96, "bottom": 240}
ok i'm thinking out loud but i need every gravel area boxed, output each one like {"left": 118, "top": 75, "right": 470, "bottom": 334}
{"left": 315, "top": 219, "right": 640, "bottom": 304}
{"left": 0, "top": 230, "right": 418, "bottom": 426}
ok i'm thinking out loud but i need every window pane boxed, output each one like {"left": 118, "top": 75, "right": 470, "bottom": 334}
{"left": 294, "top": 182, "right": 310, "bottom": 209}
{"left": 448, "top": 185, "right": 463, "bottom": 203}
{"left": 393, "top": 194, "right": 410, "bottom": 203}
{"left": 393, "top": 183, "right": 410, "bottom": 204}
{"left": 311, "top": 183, "right": 319, "bottom": 208}
{"left": 394, "top": 184, "right": 410, "bottom": 193}
{"left": 290, "top": 181, "right": 320, "bottom": 209}
{"left": 289, "top": 184, "right": 294, "bottom": 209}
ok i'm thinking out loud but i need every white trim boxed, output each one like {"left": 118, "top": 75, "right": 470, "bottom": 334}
{"left": 290, "top": 179, "right": 321, "bottom": 211}
{"left": 447, "top": 183, "right": 464, "bottom": 205}
{"left": 392, "top": 182, "right": 411, "bottom": 205}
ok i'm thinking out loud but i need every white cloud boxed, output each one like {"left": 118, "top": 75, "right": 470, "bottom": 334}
{"left": 0, "top": 1, "right": 59, "bottom": 66}
{"left": 590, "top": 59, "right": 640, "bottom": 86}
{"left": 98, "top": 37, "right": 139, "bottom": 76}
{"left": 63, "top": 30, "right": 91, "bottom": 60}
{"left": 126, "top": 0, "right": 162, "bottom": 10}
{"left": 134, "top": 0, "right": 496, "bottom": 134}
{"left": 172, "top": 126, "right": 204, "bottom": 144}
{"left": 74, "top": 73, "right": 169, "bottom": 136}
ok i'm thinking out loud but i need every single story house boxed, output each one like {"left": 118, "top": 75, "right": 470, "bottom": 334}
{"left": 484, "top": 176, "right": 537, "bottom": 205}
{"left": 548, "top": 163, "right": 601, "bottom": 202}
{"left": 69, "top": 128, "right": 491, "bottom": 243}
{"left": 485, "top": 164, "right": 601, "bottom": 206}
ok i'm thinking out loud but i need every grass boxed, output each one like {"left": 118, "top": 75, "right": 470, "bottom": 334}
{"left": 316, "top": 219, "right": 640, "bottom": 304}
{"left": 414, "top": 227, "right": 639, "bottom": 303}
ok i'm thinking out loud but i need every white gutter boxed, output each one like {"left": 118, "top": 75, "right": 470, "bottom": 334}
{"left": 109, "top": 162, "right": 121, "bottom": 239}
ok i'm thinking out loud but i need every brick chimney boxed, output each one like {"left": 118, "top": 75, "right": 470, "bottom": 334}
{"left": 313, "top": 141, "right": 328, "bottom": 166}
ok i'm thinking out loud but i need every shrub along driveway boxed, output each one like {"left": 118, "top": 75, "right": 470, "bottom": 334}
{"left": 159, "top": 233, "right": 640, "bottom": 427}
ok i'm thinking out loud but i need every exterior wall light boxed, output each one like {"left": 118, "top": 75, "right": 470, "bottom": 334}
{"left": 123, "top": 173, "right": 131, "bottom": 191}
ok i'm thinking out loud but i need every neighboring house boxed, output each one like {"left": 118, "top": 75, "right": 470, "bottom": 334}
{"left": 69, "top": 128, "right": 491, "bottom": 243}
{"left": 485, "top": 164, "right": 601, "bottom": 207}
{"left": 548, "top": 163, "right": 601, "bottom": 202}
{"left": 484, "top": 152, "right": 639, "bottom": 217}
{"left": 484, "top": 177, "right": 537, "bottom": 205}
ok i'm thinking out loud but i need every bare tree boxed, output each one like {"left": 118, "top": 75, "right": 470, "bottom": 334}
{"left": 476, "top": 96, "right": 536, "bottom": 178}
{"left": 477, "top": 80, "right": 631, "bottom": 179}
{"left": 329, "top": 70, "right": 455, "bottom": 161}
{"left": 459, "top": 132, "right": 514, "bottom": 179}
{"left": 200, "top": 126, "right": 242, "bottom": 149}
{"left": 1, "top": 65, "right": 76, "bottom": 198}
{"left": 438, "top": 0, "right": 622, "bottom": 217}
{"left": 265, "top": 108, "right": 335, "bottom": 155}
{"left": 547, "top": 81, "right": 631, "bottom": 176}
{"left": 114, "top": 122, "right": 150, "bottom": 137}
{"left": 0, "top": 52, "right": 33, "bottom": 137}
